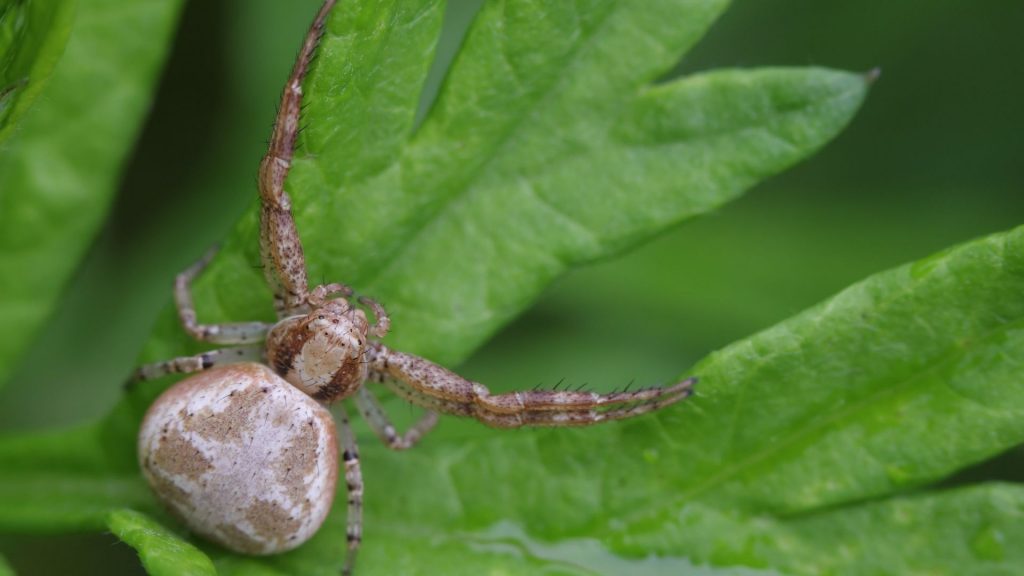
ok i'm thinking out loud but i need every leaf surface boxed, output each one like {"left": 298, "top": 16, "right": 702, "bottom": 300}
{"left": 0, "top": 407, "right": 151, "bottom": 532}
{"left": 107, "top": 509, "right": 217, "bottom": 576}
{"left": 174, "top": 0, "right": 868, "bottom": 369}
{"left": 0, "top": 0, "right": 76, "bottom": 140}
{"left": 0, "top": 0, "right": 184, "bottom": 386}
{"left": 5, "top": 224, "right": 1023, "bottom": 573}
{"left": 0, "top": 0, "right": 912, "bottom": 574}
{"left": 353, "top": 9, "right": 867, "bottom": 361}
{"left": 313, "top": 224, "right": 1024, "bottom": 574}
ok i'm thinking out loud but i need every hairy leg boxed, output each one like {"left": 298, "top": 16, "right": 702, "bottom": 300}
{"left": 368, "top": 343, "right": 696, "bottom": 428}
{"left": 175, "top": 248, "right": 271, "bottom": 344}
{"left": 258, "top": 0, "right": 337, "bottom": 316}
{"left": 128, "top": 346, "right": 264, "bottom": 385}
{"left": 354, "top": 387, "right": 437, "bottom": 449}
{"left": 381, "top": 378, "right": 692, "bottom": 429}
{"left": 337, "top": 406, "right": 363, "bottom": 576}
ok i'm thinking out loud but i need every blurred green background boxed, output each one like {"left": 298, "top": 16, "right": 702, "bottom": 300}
{"left": 1, "top": 0, "right": 1022, "bottom": 573}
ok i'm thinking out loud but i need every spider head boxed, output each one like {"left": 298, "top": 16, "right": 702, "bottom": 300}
{"left": 265, "top": 297, "right": 370, "bottom": 403}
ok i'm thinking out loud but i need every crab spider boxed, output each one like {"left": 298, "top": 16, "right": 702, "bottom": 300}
{"left": 132, "top": 1, "right": 696, "bottom": 574}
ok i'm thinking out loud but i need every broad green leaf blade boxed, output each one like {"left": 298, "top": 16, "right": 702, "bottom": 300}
{"left": 365, "top": 225, "right": 1024, "bottom": 537}
{"left": 141, "top": 0, "right": 450, "bottom": 358}
{"left": 299, "top": 0, "right": 446, "bottom": 188}
{"left": 4, "top": 221, "right": 1022, "bottom": 574}
{"left": 107, "top": 509, "right": 216, "bottom": 576}
{"left": 649, "top": 224, "right": 1024, "bottom": 516}
{"left": 786, "top": 483, "right": 1024, "bottom": 574}
{"left": 349, "top": 224, "right": 1024, "bottom": 574}
{"left": 135, "top": 0, "right": 866, "bottom": 572}
{"left": 178, "top": 0, "right": 869, "bottom": 371}
{"left": 0, "top": 416, "right": 153, "bottom": 532}
{"left": 0, "top": 0, "right": 185, "bottom": 387}
{"left": 1, "top": 0, "right": 882, "bottom": 573}
{"left": 0, "top": 552, "right": 10, "bottom": 576}
{"left": 117, "top": 453, "right": 1024, "bottom": 575}
{"left": 0, "top": 0, "right": 76, "bottom": 140}
{"left": 354, "top": 68, "right": 869, "bottom": 365}
{"left": 613, "top": 484, "right": 1024, "bottom": 575}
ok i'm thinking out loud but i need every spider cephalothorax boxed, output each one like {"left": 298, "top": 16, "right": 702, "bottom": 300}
{"left": 131, "top": 1, "right": 697, "bottom": 573}
{"left": 266, "top": 292, "right": 376, "bottom": 403}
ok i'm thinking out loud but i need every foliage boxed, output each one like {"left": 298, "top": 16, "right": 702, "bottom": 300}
{"left": 0, "top": 0, "right": 185, "bottom": 386}
{"left": 0, "top": 0, "right": 1020, "bottom": 574}
{"left": 0, "top": 0, "right": 75, "bottom": 141}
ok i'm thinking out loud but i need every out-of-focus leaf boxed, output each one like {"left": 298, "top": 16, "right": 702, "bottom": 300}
{"left": 0, "top": 0, "right": 76, "bottom": 140}
{"left": 0, "top": 0, "right": 185, "bottom": 387}
{"left": 0, "top": 409, "right": 152, "bottom": 532}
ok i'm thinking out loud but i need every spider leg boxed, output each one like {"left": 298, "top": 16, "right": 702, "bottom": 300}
{"left": 337, "top": 406, "right": 363, "bottom": 576}
{"left": 175, "top": 247, "right": 272, "bottom": 344}
{"left": 379, "top": 378, "right": 477, "bottom": 417}
{"left": 258, "top": 0, "right": 337, "bottom": 317}
{"left": 354, "top": 387, "right": 437, "bottom": 450}
{"left": 381, "top": 378, "right": 692, "bottom": 429}
{"left": 357, "top": 296, "right": 390, "bottom": 338}
{"left": 380, "top": 379, "right": 529, "bottom": 428}
{"left": 368, "top": 344, "right": 696, "bottom": 429}
{"left": 127, "top": 346, "right": 264, "bottom": 386}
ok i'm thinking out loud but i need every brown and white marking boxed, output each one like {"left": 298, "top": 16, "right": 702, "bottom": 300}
{"left": 138, "top": 364, "right": 337, "bottom": 554}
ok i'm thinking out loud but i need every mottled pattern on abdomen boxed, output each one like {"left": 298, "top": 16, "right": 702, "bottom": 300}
{"left": 138, "top": 363, "right": 338, "bottom": 554}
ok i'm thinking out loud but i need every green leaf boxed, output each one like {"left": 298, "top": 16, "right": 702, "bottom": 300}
{"left": 0, "top": 0, "right": 76, "bottom": 141}
{"left": 350, "top": 224, "right": 1024, "bottom": 574}
{"left": 171, "top": 0, "right": 869, "bottom": 369}
{"left": 107, "top": 509, "right": 216, "bottom": 576}
{"left": 0, "top": 0, "right": 185, "bottom": 387}
{"left": 338, "top": 484, "right": 1024, "bottom": 575}
{"left": 610, "top": 483, "right": 1024, "bottom": 575}
{"left": 0, "top": 0, "right": 886, "bottom": 573}
{"left": 225, "top": 223, "right": 1024, "bottom": 574}
{"left": 0, "top": 412, "right": 152, "bottom": 532}
{"left": 322, "top": 20, "right": 864, "bottom": 367}
{"left": 4, "top": 223, "right": 1022, "bottom": 572}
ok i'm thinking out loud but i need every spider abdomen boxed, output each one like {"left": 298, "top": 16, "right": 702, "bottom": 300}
{"left": 138, "top": 363, "right": 337, "bottom": 554}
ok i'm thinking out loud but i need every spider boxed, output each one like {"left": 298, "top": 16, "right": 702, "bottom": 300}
{"left": 131, "top": 1, "right": 696, "bottom": 574}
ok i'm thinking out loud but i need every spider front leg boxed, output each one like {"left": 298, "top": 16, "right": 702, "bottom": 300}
{"left": 337, "top": 406, "right": 363, "bottom": 576}
{"left": 257, "top": 0, "right": 337, "bottom": 317}
{"left": 367, "top": 343, "right": 696, "bottom": 429}
{"left": 128, "top": 249, "right": 275, "bottom": 386}
{"left": 354, "top": 387, "right": 437, "bottom": 450}
{"left": 176, "top": 247, "right": 272, "bottom": 344}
